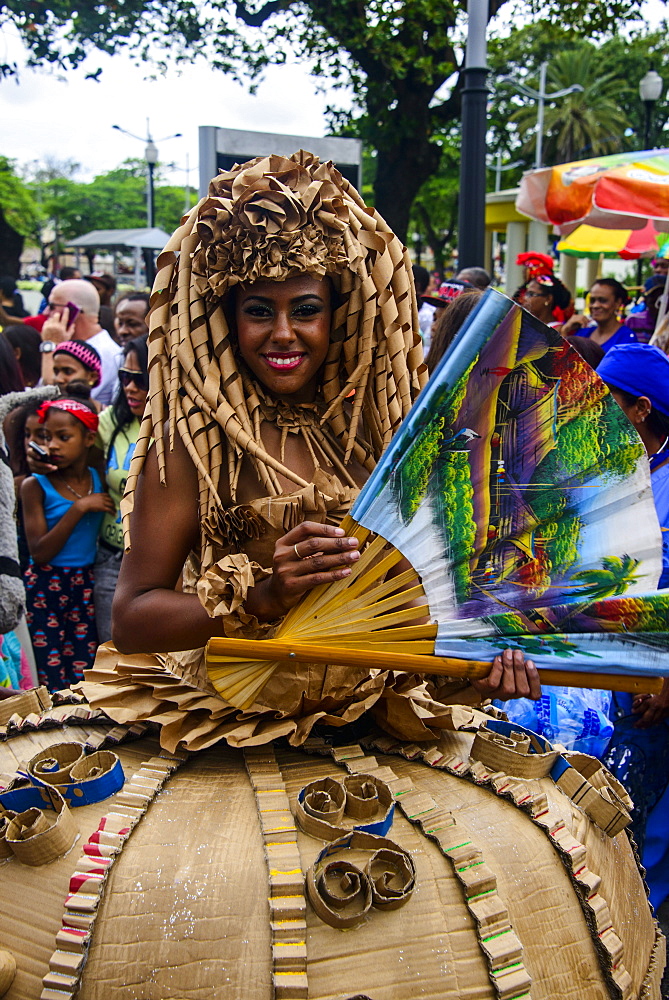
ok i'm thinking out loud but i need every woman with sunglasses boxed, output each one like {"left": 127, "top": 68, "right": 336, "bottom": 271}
{"left": 93, "top": 335, "right": 149, "bottom": 642}
{"left": 523, "top": 274, "right": 572, "bottom": 329}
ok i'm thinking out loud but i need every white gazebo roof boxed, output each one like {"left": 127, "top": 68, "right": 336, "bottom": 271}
{"left": 67, "top": 228, "right": 171, "bottom": 250}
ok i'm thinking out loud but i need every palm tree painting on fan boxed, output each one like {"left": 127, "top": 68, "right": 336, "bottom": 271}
{"left": 207, "top": 291, "right": 669, "bottom": 710}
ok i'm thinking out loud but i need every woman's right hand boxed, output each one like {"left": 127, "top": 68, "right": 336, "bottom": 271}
{"left": 252, "top": 521, "right": 360, "bottom": 618}
{"left": 74, "top": 492, "right": 117, "bottom": 516}
{"left": 560, "top": 313, "right": 588, "bottom": 336}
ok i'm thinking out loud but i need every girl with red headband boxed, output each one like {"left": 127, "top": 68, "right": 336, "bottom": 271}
{"left": 20, "top": 398, "right": 115, "bottom": 689}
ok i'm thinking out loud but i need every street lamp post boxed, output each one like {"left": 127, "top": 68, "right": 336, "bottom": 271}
{"left": 489, "top": 153, "right": 525, "bottom": 193}
{"left": 637, "top": 70, "right": 663, "bottom": 288}
{"left": 111, "top": 120, "right": 182, "bottom": 229}
{"left": 639, "top": 69, "right": 663, "bottom": 151}
{"left": 457, "top": 0, "right": 489, "bottom": 271}
{"left": 498, "top": 62, "right": 584, "bottom": 170}
{"left": 488, "top": 155, "right": 524, "bottom": 281}
{"left": 144, "top": 140, "right": 158, "bottom": 229}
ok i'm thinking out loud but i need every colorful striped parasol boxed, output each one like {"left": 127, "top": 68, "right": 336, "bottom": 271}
{"left": 516, "top": 150, "right": 669, "bottom": 234}
{"left": 556, "top": 220, "right": 662, "bottom": 260}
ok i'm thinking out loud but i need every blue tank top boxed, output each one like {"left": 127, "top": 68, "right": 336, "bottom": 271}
{"left": 32, "top": 469, "right": 103, "bottom": 567}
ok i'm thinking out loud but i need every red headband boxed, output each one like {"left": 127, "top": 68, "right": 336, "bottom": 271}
{"left": 37, "top": 399, "right": 99, "bottom": 433}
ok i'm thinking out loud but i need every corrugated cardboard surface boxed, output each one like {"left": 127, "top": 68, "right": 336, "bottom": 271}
{"left": 81, "top": 747, "right": 270, "bottom": 998}
{"left": 0, "top": 728, "right": 662, "bottom": 999}
{"left": 0, "top": 726, "right": 163, "bottom": 1000}
{"left": 278, "top": 748, "right": 634, "bottom": 1000}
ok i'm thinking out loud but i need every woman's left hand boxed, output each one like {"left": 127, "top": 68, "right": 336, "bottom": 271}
{"left": 632, "top": 678, "right": 669, "bottom": 728}
{"left": 470, "top": 647, "right": 541, "bottom": 701}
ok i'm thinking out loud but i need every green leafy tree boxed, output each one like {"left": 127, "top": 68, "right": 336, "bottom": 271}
{"left": 409, "top": 134, "right": 460, "bottom": 274}
{"left": 0, "top": 0, "right": 658, "bottom": 241}
{"left": 0, "top": 157, "right": 41, "bottom": 276}
{"left": 508, "top": 45, "right": 631, "bottom": 163}
{"left": 488, "top": 22, "right": 669, "bottom": 165}
{"left": 596, "top": 28, "right": 669, "bottom": 148}
{"left": 396, "top": 415, "right": 444, "bottom": 522}
{"left": 22, "top": 160, "right": 194, "bottom": 270}
{"left": 597, "top": 393, "right": 644, "bottom": 479}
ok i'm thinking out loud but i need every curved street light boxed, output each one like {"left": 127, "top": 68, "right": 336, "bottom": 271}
{"left": 498, "top": 62, "right": 584, "bottom": 169}
{"left": 111, "top": 120, "right": 182, "bottom": 228}
{"left": 639, "top": 69, "right": 663, "bottom": 150}
{"left": 487, "top": 154, "right": 525, "bottom": 192}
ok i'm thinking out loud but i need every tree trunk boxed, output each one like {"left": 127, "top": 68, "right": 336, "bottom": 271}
{"left": 365, "top": 73, "right": 459, "bottom": 244}
{"left": 373, "top": 135, "right": 442, "bottom": 244}
{"left": 414, "top": 202, "right": 456, "bottom": 276}
{"left": 0, "top": 210, "right": 24, "bottom": 279}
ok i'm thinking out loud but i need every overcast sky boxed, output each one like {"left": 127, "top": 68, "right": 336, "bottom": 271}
{"left": 0, "top": 23, "right": 343, "bottom": 191}
{"left": 1, "top": 1, "right": 666, "bottom": 192}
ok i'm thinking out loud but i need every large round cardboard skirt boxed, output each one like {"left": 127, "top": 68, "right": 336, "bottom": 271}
{"left": 0, "top": 722, "right": 664, "bottom": 999}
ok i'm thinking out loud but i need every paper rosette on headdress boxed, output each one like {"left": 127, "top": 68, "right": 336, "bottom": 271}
{"left": 207, "top": 289, "right": 669, "bottom": 709}
{"left": 121, "top": 151, "right": 425, "bottom": 553}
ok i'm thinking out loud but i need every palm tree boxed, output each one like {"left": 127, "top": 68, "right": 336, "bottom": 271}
{"left": 567, "top": 555, "right": 642, "bottom": 601}
{"left": 510, "top": 46, "right": 630, "bottom": 164}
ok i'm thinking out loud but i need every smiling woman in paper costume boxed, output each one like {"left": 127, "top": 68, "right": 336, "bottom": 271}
{"left": 0, "top": 153, "right": 663, "bottom": 1000}
{"left": 81, "top": 151, "right": 540, "bottom": 751}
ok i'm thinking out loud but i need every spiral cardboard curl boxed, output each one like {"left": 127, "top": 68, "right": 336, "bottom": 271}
{"left": 120, "top": 150, "right": 426, "bottom": 549}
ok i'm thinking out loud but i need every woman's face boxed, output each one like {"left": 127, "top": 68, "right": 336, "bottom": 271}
{"left": 114, "top": 299, "right": 149, "bottom": 345}
{"left": 52, "top": 353, "right": 93, "bottom": 391}
{"left": 120, "top": 350, "right": 149, "bottom": 417}
{"left": 524, "top": 280, "right": 552, "bottom": 319}
{"left": 235, "top": 275, "right": 331, "bottom": 402}
{"left": 589, "top": 283, "right": 620, "bottom": 326}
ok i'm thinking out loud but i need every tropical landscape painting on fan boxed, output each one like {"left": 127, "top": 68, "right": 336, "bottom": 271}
{"left": 207, "top": 289, "right": 669, "bottom": 710}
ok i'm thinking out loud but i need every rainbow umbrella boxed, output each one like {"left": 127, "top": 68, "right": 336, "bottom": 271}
{"left": 517, "top": 149, "right": 669, "bottom": 233}
{"left": 556, "top": 219, "right": 661, "bottom": 259}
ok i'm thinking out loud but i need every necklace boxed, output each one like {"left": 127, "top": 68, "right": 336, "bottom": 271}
{"left": 56, "top": 471, "right": 93, "bottom": 499}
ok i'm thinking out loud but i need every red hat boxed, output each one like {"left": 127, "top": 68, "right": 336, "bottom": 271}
{"left": 516, "top": 252, "right": 555, "bottom": 278}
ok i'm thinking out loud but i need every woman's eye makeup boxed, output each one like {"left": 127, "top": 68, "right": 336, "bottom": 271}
{"left": 243, "top": 303, "right": 273, "bottom": 317}
{"left": 293, "top": 302, "right": 321, "bottom": 316}
{"left": 242, "top": 300, "right": 323, "bottom": 318}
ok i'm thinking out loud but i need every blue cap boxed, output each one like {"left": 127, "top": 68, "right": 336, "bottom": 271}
{"left": 598, "top": 343, "right": 669, "bottom": 416}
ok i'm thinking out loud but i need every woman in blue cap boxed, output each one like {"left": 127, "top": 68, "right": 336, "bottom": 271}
{"left": 598, "top": 343, "right": 669, "bottom": 919}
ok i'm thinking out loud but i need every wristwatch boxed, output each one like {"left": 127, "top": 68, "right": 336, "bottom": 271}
{"left": 40, "top": 341, "right": 55, "bottom": 354}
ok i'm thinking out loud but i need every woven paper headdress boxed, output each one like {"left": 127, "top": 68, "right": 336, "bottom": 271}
{"left": 121, "top": 150, "right": 426, "bottom": 545}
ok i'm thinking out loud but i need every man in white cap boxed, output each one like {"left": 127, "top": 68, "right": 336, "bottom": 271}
{"left": 39, "top": 279, "right": 122, "bottom": 405}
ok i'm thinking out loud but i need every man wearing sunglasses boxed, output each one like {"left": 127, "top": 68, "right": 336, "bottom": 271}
{"left": 40, "top": 279, "right": 122, "bottom": 406}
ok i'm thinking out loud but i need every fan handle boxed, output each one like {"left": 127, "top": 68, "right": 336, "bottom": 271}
{"left": 206, "top": 637, "right": 663, "bottom": 695}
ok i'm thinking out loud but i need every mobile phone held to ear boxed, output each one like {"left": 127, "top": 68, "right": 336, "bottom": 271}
{"left": 64, "top": 301, "right": 81, "bottom": 327}
{"left": 28, "top": 441, "right": 49, "bottom": 460}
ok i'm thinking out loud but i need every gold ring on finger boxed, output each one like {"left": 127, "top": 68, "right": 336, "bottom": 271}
{"left": 294, "top": 543, "right": 305, "bottom": 561}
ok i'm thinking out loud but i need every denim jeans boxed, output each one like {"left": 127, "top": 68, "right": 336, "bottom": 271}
{"left": 93, "top": 545, "right": 123, "bottom": 644}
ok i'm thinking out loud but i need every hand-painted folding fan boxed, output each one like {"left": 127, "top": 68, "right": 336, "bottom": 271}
{"left": 207, "top": 289, "right": 669, "bottom": 710}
